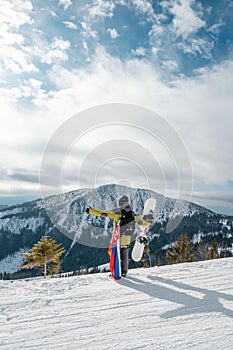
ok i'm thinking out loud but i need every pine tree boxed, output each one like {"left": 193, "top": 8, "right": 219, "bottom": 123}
{"left": 207, "top": 239, "right": 219, "bottom": 260}
{"left": 166, "top": 234, "right": 194, "bottom": 265}
{"left": 48, "top": 260, "right": 61, "bottom": 277}
{"left": 156, "top": 257, "right": 161, "bottom": 267}
{"left": 194, "top": 242, "right": 209, "bottom": 261}
{"left": 20, "top": 235, "right": 65, "bottom": 278}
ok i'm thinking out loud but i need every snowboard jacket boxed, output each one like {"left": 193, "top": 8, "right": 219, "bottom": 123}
{"left": 88, "top": 206, "right": 151, "bottom": 246}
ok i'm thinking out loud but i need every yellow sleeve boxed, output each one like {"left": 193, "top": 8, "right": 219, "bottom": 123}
{"left": 89, "top": 208, "right": 118, "bottom": 220}
{"left": 134, "top": 215, "right": 152, "bottom": 226}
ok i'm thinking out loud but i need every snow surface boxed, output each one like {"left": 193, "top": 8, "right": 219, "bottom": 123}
{"left": 1, "top": 258, "right": 233, "bottom": 349}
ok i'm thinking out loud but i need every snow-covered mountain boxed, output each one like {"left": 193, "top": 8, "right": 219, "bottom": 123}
{"left": 0, "top": 184, "right": 232, "bottom": 275}
{"left": 1, "top": 258, "right": 233, "bottom": 349}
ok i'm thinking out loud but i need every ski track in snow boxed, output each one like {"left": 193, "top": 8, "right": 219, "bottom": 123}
{"left": 1, "top": 258, "right": 233, "bottom": 349}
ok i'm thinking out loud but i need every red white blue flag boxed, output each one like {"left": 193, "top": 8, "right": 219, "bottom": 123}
{"left": 108, "top": 222, "right": 121, "bottom": 280}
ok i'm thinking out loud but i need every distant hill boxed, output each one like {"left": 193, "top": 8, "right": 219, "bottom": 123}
{"left": 0, "top": 184, "right": 232, "bottom": 276}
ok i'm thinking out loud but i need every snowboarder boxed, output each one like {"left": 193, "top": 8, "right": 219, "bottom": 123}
{"left": 86, "top": 195, "right": 150, "bottom": 277}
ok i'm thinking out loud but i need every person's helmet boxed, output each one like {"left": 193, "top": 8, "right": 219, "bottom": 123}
{"left": 118, "top": 195, "right": 129, "bottom": 208}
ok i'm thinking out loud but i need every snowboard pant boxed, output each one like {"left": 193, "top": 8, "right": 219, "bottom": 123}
{"left": 120, "top": 247, "right": 129, "bottom": 275}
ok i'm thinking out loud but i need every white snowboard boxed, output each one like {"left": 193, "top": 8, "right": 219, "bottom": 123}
{"left": 131, "top": 198, "right": 156, "bottom": 262}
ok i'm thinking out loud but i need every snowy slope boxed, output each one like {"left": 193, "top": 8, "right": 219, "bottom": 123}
{"left": 1, "top": 257, "right": 233, "bottom": 350}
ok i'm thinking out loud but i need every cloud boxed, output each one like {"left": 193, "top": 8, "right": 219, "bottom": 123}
{"left": 50, "top": 10, "right": 58, "bottom": 18}
{"left": 161, "top": 60, "right": 179, "bottom": 72}
{"left": 0, "top": 1, "right": 71, "bottom": 76}
{"left": 131, "top": 0, "right": 156, "bottom": 22}
{"left": 190, "top": 191, "right": 233, "bottom": 215}
{"left": 32, "top": 36, "right": 71, "bottom": 65}
{"left": 38, "top": 53, "right": 233, "bottom": 214}
{"left": 58, "top": 0, "right": 72, "bottom": 11}
{"left": 0, "top": 0, "right": 36, "bottom": 74}
{"left": 7, "top": 169, "right": 39, "bottom": 184}
{"left": 1, "top": 44, "right": 233, "bottom": 213}
{"left": 0, "top": 0, "right": 33, "bottom": 28}
{"left": 107, "top": 28, "right": 119, "bottom": 39}
{"left": 161, "top": 0, "right": 206, "bottom": 38}
{"left": 131, "top": 47, "right": 146, "bottom": 57}
{"left": 177, "top": 38, "right": 214, "bottom": 59}
{"left": 82, "top": 39, "right": 89, "bottom": 52}
{"left": 0, "top": 46, "right": 37, "bottom": 74}
{"left": 0, "top": 78, "right": 52, "bottom": 103}
{"left": 62, "top": 21, "right": 78, "bottom": 30}
{"left": 172, "top": 2, "right": 205, "bottom": 38}
{"left": 88, "top": 0, "right": 115, "bottom": 19}
{"left": 148, "top": 23, "right": 165, "bottom": 49}
{"left": 147, "top": 0, "right": 216, "bottom": 70}
{"left": 207, "top": 21, "right": 226, "bottom": 36}
{"left": 81, "top": 21, "right": 97, "bottom": 38}
{"left": 0, "top": 0, "right": 231, "bottom": 215}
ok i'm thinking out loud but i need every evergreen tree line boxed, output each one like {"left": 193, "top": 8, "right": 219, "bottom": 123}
{"left": 148, "top": 234, "right": 231, "bottom": 267}
{"left": 0, "top": 232, "right": 232, "bottom": 280}
{"left": 165, "top": 234, "right": 221, "bottom": 265}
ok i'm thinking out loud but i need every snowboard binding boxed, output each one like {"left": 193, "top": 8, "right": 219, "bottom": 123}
{"left": 138, "top": 236, "right": 148, "bottom": 244}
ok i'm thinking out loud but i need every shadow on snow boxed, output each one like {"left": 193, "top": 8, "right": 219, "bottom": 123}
{"left": 119, "top": 275, "right": 233, "bottom": 319}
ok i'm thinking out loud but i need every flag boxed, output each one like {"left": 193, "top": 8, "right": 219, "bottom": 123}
{"left": 108, "top": 222, "right": 121, "bottom": 280}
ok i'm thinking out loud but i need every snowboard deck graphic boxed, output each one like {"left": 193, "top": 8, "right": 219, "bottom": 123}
{"left": 131, "top": 198, "right": 156, "bottom": 262}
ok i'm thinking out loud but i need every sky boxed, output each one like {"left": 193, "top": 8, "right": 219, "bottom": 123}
{"left": 0, "top": 0, "right": 233, "bottom": 215}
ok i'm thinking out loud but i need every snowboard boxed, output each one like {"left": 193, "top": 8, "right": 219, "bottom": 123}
{"left": 131, "top": 198, "right": 156, "bottom": 262}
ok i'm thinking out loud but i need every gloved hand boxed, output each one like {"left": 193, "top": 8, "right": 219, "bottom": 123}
{"left": 143, "top": 214, "right": 153, "bottom": 223}
{"left": 85, "top": 207, "right": 90, "bottom": 214}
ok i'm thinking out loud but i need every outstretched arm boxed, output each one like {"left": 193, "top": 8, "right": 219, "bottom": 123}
{"left": 134, "top": 215, "right": 152, "bottom": 226}
{"left": 86, "top": 207, "right": 118, "bottom": 220}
